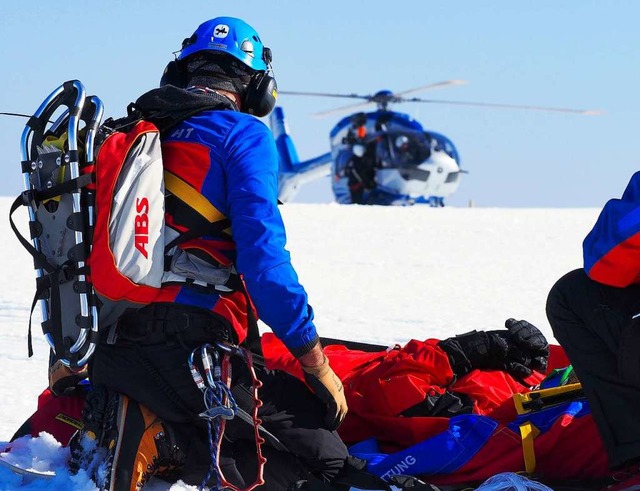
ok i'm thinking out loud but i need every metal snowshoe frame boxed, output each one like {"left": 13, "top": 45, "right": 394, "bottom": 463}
{"left": 14, "top": 80, "right": 104, "bottom": 368}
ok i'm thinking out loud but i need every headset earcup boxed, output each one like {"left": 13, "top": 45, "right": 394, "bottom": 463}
{"left": 243, "top": 73, "right": 278, "bottom": 117}
{"left": 160, "top": 60, "right": 189, "bottom": 88}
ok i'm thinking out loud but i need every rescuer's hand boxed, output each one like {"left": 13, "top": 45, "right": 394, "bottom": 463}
{"left": 301, "top": 354, "right": 348, "bottom": 431}
{"left": 49, "top": 359, "right": 89, "bottom": 396}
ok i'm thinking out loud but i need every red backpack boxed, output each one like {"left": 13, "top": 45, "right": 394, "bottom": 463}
{"left": 11, "top": 80, "right": 239, "bottom": 369}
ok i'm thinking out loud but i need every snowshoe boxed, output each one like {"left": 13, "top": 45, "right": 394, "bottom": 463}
{"left": 10, "top": 80, "right": 104, "bottom": 369}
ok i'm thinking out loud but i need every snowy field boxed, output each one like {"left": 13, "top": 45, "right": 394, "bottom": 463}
{"left": 0, "top": 198, "right": 602, "bottom": 489}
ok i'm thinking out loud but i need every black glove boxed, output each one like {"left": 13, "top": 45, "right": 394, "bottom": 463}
{"left": 439, "top": 319, "right": 549, "bottom": 379}
{"left": 492, "top": 318, "right": 550, "bottom": 377}
{"left": 438, "top": 330, "right": 509, "bottom": 377}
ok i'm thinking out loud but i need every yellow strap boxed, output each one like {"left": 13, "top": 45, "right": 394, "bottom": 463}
{"left": 513, "top": 392, "right": 527, "bottom": 415}
{"left": 44, "top": 133, "right": 68, "bottom": 151}
{"left": 164, "top": 171, "right": 226, "bottom": 224}
{"left": 513, "top": 382, "right": 583, "bottom": 415}
{"left": 54, "top": 413, "right": 83, "bottom": 430}
{"left": 39, "top": 134, "right": 70, "bottom": 203}
{"left": 519, "top": 421, "right": 540, "bottom": 474}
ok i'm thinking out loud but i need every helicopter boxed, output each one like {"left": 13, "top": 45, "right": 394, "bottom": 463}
{"left": 271, "top": 81, "right": 600, "bottom": 206}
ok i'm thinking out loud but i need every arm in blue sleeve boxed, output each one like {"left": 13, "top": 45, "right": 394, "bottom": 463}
{"left": 223, "top": 118, "right": 319, "bottom": 356}
{"left": 584, "top": 171, "right": 640, "bottom": 283}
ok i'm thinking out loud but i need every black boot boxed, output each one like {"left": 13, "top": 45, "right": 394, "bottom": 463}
{"left": 69, "top": 385, "right": 186, "bottom": 490}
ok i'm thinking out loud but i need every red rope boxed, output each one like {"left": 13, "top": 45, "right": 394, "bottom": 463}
{"left": 214, "top": 348, "right": 266, "bottom": 491}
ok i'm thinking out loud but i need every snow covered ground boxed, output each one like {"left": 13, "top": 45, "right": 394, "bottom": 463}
{"left": 0, "top": 198, "right": 602, "bottom": 489}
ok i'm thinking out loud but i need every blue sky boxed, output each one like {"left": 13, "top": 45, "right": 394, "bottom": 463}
{"left": 1, "top": 1, "right": 638, "bottom": 207}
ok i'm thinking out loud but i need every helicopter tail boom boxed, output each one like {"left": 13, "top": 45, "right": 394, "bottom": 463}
{"left": 271, "top": 107, "right": 300, "bottom": 173}
{"left": 270, "top": 106, "right": 332, "bottom": 202}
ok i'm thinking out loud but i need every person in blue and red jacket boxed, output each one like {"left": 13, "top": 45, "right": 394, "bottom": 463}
{"left": 547, "top": 171, "right": 640, "bottom": 488}
{"left": 66, "top": 17, "right": 371, "bottom": 491}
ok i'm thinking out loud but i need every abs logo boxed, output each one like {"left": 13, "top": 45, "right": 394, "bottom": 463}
{"left": 212, "top": 24, "right": 229, "bottom": 39}
{"left": 134, "top": 197, "right": 149, "bottom": 258}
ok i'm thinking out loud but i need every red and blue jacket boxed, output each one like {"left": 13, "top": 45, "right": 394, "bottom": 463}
{"left": 584, "top": 171, "right": 640, "bottom": 287}
{"left": 161, "top": 109, "right": 319, "bottom": 357}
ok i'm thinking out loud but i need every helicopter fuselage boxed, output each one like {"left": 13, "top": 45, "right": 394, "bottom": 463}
{"left": 329, "top": 110, "right": 462, "bottom": 205}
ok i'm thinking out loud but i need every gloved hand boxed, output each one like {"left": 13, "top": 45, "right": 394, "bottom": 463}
{"left": 438, "top": 330, "right": 509, "bottom": 377}
{"left": 49, "top": 359, "right": 89, "bottom": 396}
{"left": 301, "top": 355, "right": 348, "bottom": 431}
{"left": 492, "top": 318, "right": 550, "bottom": 378}
{"left": 438, "top": 318, "right": 549, "bottom": 379}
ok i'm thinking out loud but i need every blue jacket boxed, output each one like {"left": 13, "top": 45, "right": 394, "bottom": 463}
{"left": 162, "top": 109, "right": 319, "bottom": 356}
{"left": 584, "top": 171, "right": 640, "bottom": 287}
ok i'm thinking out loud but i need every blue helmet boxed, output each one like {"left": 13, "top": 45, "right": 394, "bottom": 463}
{"left": 178, "top": 17, "right": 271, "bottom": 72}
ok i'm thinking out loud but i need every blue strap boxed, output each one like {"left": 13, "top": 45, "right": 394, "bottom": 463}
{"left": 189, "top": 344, "right": 239, "bottom": 490}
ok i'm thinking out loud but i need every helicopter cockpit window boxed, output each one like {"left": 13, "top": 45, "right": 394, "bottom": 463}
{"left": 427, "top": 132, "right": 460, "bottom": 163}
{"left": 379, "top": 131, "right": 431, "bottom": 168}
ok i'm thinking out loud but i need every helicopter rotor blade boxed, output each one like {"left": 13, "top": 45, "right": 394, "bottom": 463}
{"left": 311, "top": 100, "right": 379, "bottom": 118}
{"left": 279, "top": 81, "right": 601, "bottom": 117}
{"left": 394, "top": 80, "right": 468, "bottom": 97}
{"left": 278, "top": 90, "right": 378, "bottom": 117}
{"left": 401, "top": 97, "right": 603, "bottom": 115}
{"left": 282, "top": 81, "right": 470, "bottom": 118}
{"left": 278, "top": 90, "right": 371, "bottom": 101}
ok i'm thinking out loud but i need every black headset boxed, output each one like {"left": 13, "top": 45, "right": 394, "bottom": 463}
{"left": 243, "top": 68, "right": 278, "bottom": 118}
{"left": 160, "top": 46, "right": 277, "bottom": 118}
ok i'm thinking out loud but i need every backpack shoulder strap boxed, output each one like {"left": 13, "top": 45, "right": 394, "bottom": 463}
{"left": 164, "top": 170, "right": 227, "bottom": 224}
{"left": 163, "top": 170, "right": 231, "bottom": 252}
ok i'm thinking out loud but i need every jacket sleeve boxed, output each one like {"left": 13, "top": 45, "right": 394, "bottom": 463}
{"left": 223, "top": 118, "right": 319, "bottom": 357}
{"left": 584, "top": 171, "right": 640, "bottom": 287}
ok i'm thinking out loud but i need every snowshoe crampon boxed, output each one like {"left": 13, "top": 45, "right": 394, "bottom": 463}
{"left": 0, "top": 455, "right": 56, "bottom": 483}
{"left": 10, "top": 80, "right": 104, "bottom": 369}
